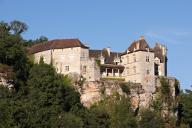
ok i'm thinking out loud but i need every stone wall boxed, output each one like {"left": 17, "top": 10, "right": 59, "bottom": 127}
{"left": 121, "top": 51, "right": 155, "bottom": 85}
{"left": 33, "top": 47, "right": 100, "bottom": 81}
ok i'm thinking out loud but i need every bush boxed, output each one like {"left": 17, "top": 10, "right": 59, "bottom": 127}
{"left": 139, "top": 109, "right": 164, "bottom": 128}
{"left": 120, "top": 83, "right": 130, "bottom": 94}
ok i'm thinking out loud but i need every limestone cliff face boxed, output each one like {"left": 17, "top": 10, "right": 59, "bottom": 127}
{"left": 74, "top": 77, "right": 179, "bottom": 111}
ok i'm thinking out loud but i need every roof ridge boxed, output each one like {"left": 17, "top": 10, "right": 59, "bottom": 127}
{"left": 30, "top": 38, "right": 88, "bottom": 53}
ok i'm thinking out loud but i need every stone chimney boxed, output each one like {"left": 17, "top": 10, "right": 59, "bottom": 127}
{"left": 140, "top": 36, "right": 145, "bottom": 40}
{"left": 106, "top": 47, "right": 110, "bottom": 56}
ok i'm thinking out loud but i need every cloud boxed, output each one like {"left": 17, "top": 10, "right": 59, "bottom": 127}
{"left": 145, "top": 30, "right": 192, "bottom": 45}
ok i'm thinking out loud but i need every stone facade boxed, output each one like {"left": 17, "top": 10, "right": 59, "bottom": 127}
{"left": 31, "top": 39, "right": 100, "bottom": 81}
{"left": 121, "top": 51, "right": 155, "bottom": 86}
{"left": 30, "top": 36, "right": 167, "bottom": 84}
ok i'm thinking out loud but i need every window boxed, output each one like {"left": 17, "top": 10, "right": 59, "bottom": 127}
{"left": 146, "top": 56, "right": 149, "bottom": 62}
{"left": 147, "top": 70, "right": 150, "bottom": 75}
{"left": 83, "top": 66, "right": 87, "bottom": 74}
{"left": 65, "top": 66, "right": 69, "bottom": 71}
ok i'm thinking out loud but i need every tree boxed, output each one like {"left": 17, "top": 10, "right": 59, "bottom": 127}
{"left": 139, "top": 109, "right": 165, "bottom": 128}
{"left": 179, "top": 89, "right": 192, "bottom": 127}
{"left": 50, "top": 112, "right": 83, "bottom": 128}
{"left": 0, "top": 63, "right": 84, "bottom": 127}
{"left": 93, "top": 93, "right": 137, "bottom": 128}
{"left": 0, "top": 20, "right": 32, "bottom": 90}
{"left": 24, "top": 63, "right": 82, "bottom": 126}
{"left": 83, "top": 107, "right": 110, "bottom": 128}
{"left": 10, "top": 20, "right": 28, "bottom": 35}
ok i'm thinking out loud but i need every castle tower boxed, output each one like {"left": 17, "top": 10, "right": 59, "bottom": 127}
{"left": 121, "top": 36, "right": 155, "bottom": 86}
{"left": 153, "top": 43, "right": 167, "bottom": 76}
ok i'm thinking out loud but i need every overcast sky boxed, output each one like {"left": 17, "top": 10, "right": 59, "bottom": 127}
{"left": 0, "top": 0, "right": 192, "bottom": 89}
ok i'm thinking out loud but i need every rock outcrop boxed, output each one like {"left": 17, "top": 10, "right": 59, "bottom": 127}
{"left": 74, "top": 77, "right": 179, "bottom": 110}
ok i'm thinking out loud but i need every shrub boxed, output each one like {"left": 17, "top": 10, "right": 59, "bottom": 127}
{"left": 120, "top": 83, "right": 130, "bottom": 94}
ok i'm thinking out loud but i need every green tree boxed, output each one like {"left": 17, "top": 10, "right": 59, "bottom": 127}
{"left": 0, "top": 20, "right": 32, "bottom": 90}
{"left": 50, "top": 112, "right": 83, "bottom": 128}
{"left": 139, "top": 109, "right": 165, "bottom": 128}
{"left": 0, "top": 63, "right": 84, "bottom": 127}
{"left": 83, "top": 107, "right": 110, "bottom": 128}
{"left": 94, "top": 93, "right": 137, "bottom": 128}
{"left": 10, "top": 20, "right": 28, "bottom": 35}
{"left": 179, "top": 89, "right": 192, "bottom": 127}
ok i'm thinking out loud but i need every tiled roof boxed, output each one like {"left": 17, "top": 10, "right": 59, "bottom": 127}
{"left": 121, "top": 37, "right": 153, "bottom": 56}
{"left": 89, "top": 49, "right": 103, "bottom": 58}
{"left": 128, "top": 38, "right": 151, "bottom": 52}
{"left": 89, "top": 49, "right": 121, "bottom": 64}
{"left": 100, "top": 64, "right": 125, "bottom": 69}
{"left": 30, "top": 39, "right": 89, "bottom": 53}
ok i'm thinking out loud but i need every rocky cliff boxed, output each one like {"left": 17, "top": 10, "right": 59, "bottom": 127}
{"left": 74, "top": 77, "right": 179, "bottom": 113}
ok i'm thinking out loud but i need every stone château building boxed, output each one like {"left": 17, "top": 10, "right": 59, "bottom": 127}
{"left": 30, "top": 36, "right": 167, "bottom": 86}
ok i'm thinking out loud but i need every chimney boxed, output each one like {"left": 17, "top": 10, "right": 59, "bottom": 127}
{"left": 140, "top": 36, "right": 145, "bottom": 40}
{"left": 106, "top": 47, "right": 110, "bottom": 56}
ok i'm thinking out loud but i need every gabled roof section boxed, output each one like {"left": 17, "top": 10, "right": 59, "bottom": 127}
{"left": 30, "top": 39, "right": 89, "bottom": 53}
{"left": 89, "top": 49, "right": 121, "bottom": 64}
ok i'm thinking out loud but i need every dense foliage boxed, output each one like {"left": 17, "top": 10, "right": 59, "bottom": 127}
{"left": 178, "top": 90, "right": 192, "bottom": 127}
{"left": 0, "top": 20, "right": 191, "bottom": 128}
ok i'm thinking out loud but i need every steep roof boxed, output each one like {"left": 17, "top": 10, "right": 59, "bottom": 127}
{"left": 121, "top": 37, "right": 153, "bottom": 56}
{"left": 30, "top": 39, "right": 89, "bottom": 53}
{"left": 128, "top": 37, "right": 150, "bottom": 52}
